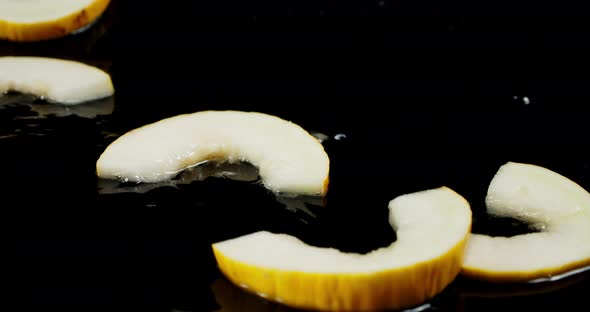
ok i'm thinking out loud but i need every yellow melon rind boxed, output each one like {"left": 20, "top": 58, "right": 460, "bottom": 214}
{"left": 0, "top": 0, "right": 111, "bottom": 42}
{"left": 213, "top": 237, "right": 468, "bottom": 311}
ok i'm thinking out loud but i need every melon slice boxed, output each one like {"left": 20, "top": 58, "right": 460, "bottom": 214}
{"left": 0, "top": 0, "right": 111, "bottom": 42}
{"left": 213, "top": 187, "right": 472, "bottom": 311}
{"left": 96, "top": 111, "right": 330, "bottom": 195}
{"left": 0, "top": 56, "right": 114, "bottom": 104}
{"left": 462, "top": 162, "right": 590, "bottom": 282}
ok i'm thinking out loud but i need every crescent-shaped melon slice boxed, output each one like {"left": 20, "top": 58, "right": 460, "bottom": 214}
{"left": 0, "top": 0, "right": 111, "bottom": 42}
{"left": 0, "top": 56, "right": 114, "bottom": 104}
{"left": 462, "top": 162, "right": 590, "bottom": 282}
{"left": 96, "top": 111, "right": 330, "bottom": 195}
{"left": 213, "top": 187, "right": 472, "bottom": 311}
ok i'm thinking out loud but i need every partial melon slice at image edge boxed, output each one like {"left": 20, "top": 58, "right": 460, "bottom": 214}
{"left": 462, "top": 162, "right": 590, "bottom": 282}
{"left": 97, "top": 110, "right": 330, "bottom": 196}
{"left": 213, "top": 187, "right": 472, "bottom": 311}
{"left": 0, "top": 0, "right": 111, "bottom": 42}
{"left": 0, "top": 56, "right": 114, "bottom": 105}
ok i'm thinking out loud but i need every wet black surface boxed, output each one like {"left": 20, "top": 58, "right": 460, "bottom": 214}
{"left": 2, "top": 0, "right": 590, "bottom": 310}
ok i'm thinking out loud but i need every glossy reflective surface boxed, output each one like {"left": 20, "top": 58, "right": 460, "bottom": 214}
{"left": 2, "top": 1, "right": 590, "bottom": 310}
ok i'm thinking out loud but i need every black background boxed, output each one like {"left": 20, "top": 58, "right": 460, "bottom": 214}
{"left": 1, "top": 0, "right": 590, "bottom": 310}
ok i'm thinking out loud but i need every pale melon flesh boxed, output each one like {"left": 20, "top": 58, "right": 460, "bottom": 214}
{"left": 213, "top": 187, "right": 472, "bottom": 311}
{"left": 0, "top": 56, "right": 114, "bottom": 105}
{"left": 96, "top": 111, "right": 330, "bottom": 196}
{"left": 463, "top": 162, "right": 590, "bottom": 282}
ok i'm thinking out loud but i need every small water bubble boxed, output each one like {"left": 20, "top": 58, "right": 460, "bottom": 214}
{"left": 102, "top": 131, "right": 120, "bottom": 139}
{"left": 531, "top": 222, "right": 547, "bottom": 231}
{"left": 523, "top": 96, "right": 531, "bottom": 105}
{"left": 334, "top": 133, "right": 347, "bottom": 141}
{"left": 513, "top": 95, "right": 531, "bottom": 106}
{"left": 378, "top": 0, "right": 385, "bottom": 6}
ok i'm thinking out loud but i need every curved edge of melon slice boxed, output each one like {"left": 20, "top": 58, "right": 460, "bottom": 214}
{"left": 0, "top": 56, "right": 114, "bottom": 104}
{"left": 96, "top": 110, "right": 329, "bottom": 196}
{"left": 212, "top": 187, "right": 472, "bottom": 311}
{"left": 213, "top": 236, "right": 468, "bottom": 311}
{"left": 462, "top": 234, "right": 590, "bottom": 283}
{"left": 461, "top": 162, "right": 590, "bottom": 282}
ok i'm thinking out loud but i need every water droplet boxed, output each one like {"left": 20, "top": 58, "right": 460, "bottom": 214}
{"left": 334, "top": 133, "right": 347, "bottom": 141}
{"left": 1, "top": 92, "right": 114, "bottom": 119}
{"left": 311, "top": 132, "right": 329, "bottom": 143}
{"left": 407, "top": 303, "right": 432, "bottom": 312}
{"left": 513, "top": 95, "right": 531, "bottom": 106}
{"left": 277, "top": 195, "right": 323, "bottom": 222}
{"left": 378, "top": 0, "right": 385, "bottom": 6}
{"left": 523, "top": 96, "right": 531, "bottom": 105}
{"left": 531, "top": 222, "right": 547, "bottom": 231}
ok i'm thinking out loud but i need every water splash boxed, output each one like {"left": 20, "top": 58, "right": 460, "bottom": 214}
{"left": 97, "top": 161, "right": 261, "bottom": 195}
{"left": 98, "top": 161, "right": 324, "bottom": 223}
{"left": 0, "top": 92, "right": 114, "bottom": 119}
